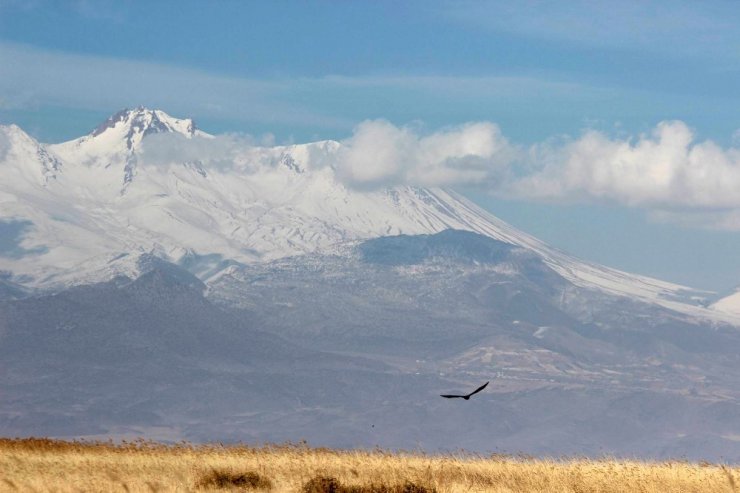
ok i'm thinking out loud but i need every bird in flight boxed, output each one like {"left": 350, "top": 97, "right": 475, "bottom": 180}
{"left": 440, "top": 381, "right": 489, "bottom": 400}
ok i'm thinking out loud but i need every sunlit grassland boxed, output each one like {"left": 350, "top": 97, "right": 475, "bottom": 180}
{"left": 0, "top": 438, "right": 738, "bottom": 492}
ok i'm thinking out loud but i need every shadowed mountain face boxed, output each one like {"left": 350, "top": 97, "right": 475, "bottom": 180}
{"left": 0, "top": 264, "right": 385, "bottom": 438}
{"left": 359, "top": 230, "right": 520, "bottom": 265}
{"left": 3, "top": 231, "right": 740, "bottom": 460}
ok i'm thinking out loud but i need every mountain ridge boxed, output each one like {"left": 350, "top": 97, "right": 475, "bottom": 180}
{"left": 0, "top": 108, "right": 730, "bottom": 322}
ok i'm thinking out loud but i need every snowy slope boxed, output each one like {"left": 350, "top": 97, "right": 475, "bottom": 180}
{"left": 0, "top": 108, "right": 721, "bottom": 317}
{"left": 711, "top": 288, "right": 740, "bottom": 317}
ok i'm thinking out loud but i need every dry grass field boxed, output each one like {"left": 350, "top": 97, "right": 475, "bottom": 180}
{"left": 0, "top": 438, "right": 738, "bottom": 493}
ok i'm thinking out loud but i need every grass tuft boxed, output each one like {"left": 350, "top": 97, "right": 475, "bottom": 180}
{"left": 302, "top": 476, "right": 343, "bottom": 493}
{"left": 302, "top": 476, "right": 435, "bottom": 493}
{"left": 197, "top": 468, "right": 272, "bottom": 490}
{"left": 2, "top": 478, "right": 18, "bottom": 491}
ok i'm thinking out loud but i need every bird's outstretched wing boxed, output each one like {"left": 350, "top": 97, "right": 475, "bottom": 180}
{"left": 466, "top": 381, "right": 489, "bottom": 398}
{"left": 441, "top": 381, "right": 490, "bottom": 399}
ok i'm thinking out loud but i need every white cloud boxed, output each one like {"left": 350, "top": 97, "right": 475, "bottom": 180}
{"left": 137, "top": 119, "right": 519, "bottom": 188}
{"left": 137, "top": 118, "right": 740, "bottom": 227}
{"left": 512, "top": 121, "right": 740, "bottom": 209}
{"left": 326, "top": 119, "right": 740, "bottom": 215}
{"left": 139, "top": 133, "right": 258, "bottom": 171}
{"left": 334, "top": 120, "right": 517, "bottom": 189}
{"left": 327, "top": 119, "right": 740, "bottom": 230}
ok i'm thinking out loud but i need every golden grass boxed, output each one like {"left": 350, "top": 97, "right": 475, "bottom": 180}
{"left": 0, "top": 438, "right": 738, "bottom": 493}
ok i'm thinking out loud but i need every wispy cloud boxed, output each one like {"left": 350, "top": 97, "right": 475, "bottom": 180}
{"left": 441, "top": 0, "right": 740, "bottom": 64}
{"left": 648, "top": 209, "right": 740, "bottom": 231}
{"left": 70, "top": 0, "right": 128, "bottom": 23}
{"left": 0, "top": 42, "right": 348, "bottom": 130}
{"left": 139, "top": 133, "right": 258, "bottom": 171}
{"left": 0, "top": 42, "right": 614, "bottom": 138}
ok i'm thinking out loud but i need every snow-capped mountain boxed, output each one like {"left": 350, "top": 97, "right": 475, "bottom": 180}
{"left": 0, "top": 108, "right": 723, "bottom": 318}
{"left": 51, "top": 107, "right": 207, "bottom": 192}
{"left": 3, "top": 108, "right": 740, "bottom": 459}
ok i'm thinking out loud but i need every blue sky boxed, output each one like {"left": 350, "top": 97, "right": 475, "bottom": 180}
{"left": 1, "top": 1, "right": 740, "bottom": 291}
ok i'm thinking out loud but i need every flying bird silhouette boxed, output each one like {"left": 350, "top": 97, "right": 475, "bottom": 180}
{"left": 440, "top": 381, "right": 489, "bottom": 400}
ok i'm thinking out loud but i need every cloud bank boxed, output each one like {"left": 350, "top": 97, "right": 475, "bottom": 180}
{"left": 513, "top": 121, "right": 740, "bottom": 209}
{"left": 331, "top": 120, "right": 740, "bottom": 231}
{"left": 333, "top": 120, "right": 740, "bottom": 210}
{"left": 137, "top": 118, "right": 740, "bottom": 230}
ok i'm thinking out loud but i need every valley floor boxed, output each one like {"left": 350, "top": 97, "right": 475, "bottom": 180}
{"left": 0, "top": 438, "right": 738, "bottom": 492}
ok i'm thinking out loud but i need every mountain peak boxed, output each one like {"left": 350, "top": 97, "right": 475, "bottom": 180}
{"left": 48, "top": 107, "right": 205, "bottom": 191}
{"left": 91, "top": 107, "right": 199, "bottom": 144}
{"left": 0, "top": 124, "right": 61, "bottom": 183}
{"left": 0, "top": 123, "right": 33, "bottom": 142}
